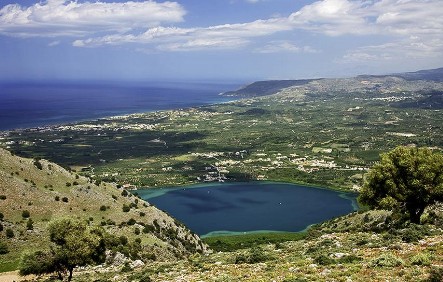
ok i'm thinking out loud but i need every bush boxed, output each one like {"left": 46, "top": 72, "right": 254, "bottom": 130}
{"left": 22, "top": 210, "right": 30, "bottom": 218}
{"left": 0, "top": 241, "right": 9, "bottom": 254}
{"left": 66, "top": 182, "right": 71, "bottom": 187}
{"left": 410, "top": 253, "right": 431, "bottom": 266}
{"left": 143, "top": 225, "right": 155, "bottom": 233}
{"left": 139, "top": 212, "right": 146, "bottom": 217}
{"left": 19, "top": 250, "right": 55, "bottom": 276}
{"left": 119, "top": 236, "right": 128, "bottom": 246}
{"left": 121, "top": 190, "right": 129, "bottom": 197}
{"left": 62, "top": 197, "right": 69, "bottom": 203}
{"left": 0, "top": 195, "right": 6, "bottom": 200}
{"left": 130, "top": 272, "right": 151, "bottom": 282}
{"left": 314, "top": 254, "right": 334, "bottom": 265}
{"left": 370, "top": 253, "right": 404, "bottom": 267}
{"left": 401, "top": 224, "right": 430, "bottom": 243}
{"left": 26, "top": 218, "right": 34, "bottom": 230}
{"left": 427, "top": 267, "right": 443, "bottom": 282}
{"left": 134, "top": 227, "right": 140, "bottom": 235}
{"left": 127, "top": 218, "right": 136, "bottom": 225}
{"left": 33, "top": 159, "right": 43, "bottom": 170}
{"left": 235, "top": 246, "right": 268, "bottom": 264}
{"left": 55, "top": 196, "right": 60, "bottom": 201}
{"left": 122, "top": 204, "right": 130, "bottom": 212}
{"left": 0, "top": 223, "right": 3, "bottom": 232}
{"left": 0, "top": 212, "right": 4, "bottom": 220}
{"left": 99, "top": 205, "right": 107, "bottom": 211}
{"left": 5, "top": 228, "right": 14, "bottom": 238}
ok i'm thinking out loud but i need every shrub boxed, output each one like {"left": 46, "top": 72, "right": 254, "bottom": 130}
{"left": 127, "top": 218, "right": 136, "bottom": 225}
{"left": 410, "top": 253, "right": 431, "bottom": 266}
{"left": 235, "top": 246, "right": 268, "bottom": 264}
{"left": 119, "top": 236, "right": 128, "bottom": 246}
{"left": 129, "top": 272, "right": 151, "bottom": 282}
{"left": 6, "top": 228, "right": 14, "bottom": 238}
{"left": 0, "top": 241, "right": 9, "bottom": 254}
{"left": 370, "top": 253, "right": 404, "bottom": 267}
{"left": 314, "top": 254, "right": 334, "bottom": 265}
{"left": 139, "top": 212, "right": 146, "bottom": 217}
{"left": 55, "top": 196, "right": 60, "bottom": 201}
{"left": 121, "top": 261, "right": 132, "bottom": 273}
{"left": 72, "top": 181, "right": 79, "bottom": 186}
{"left": 33, "top": 159, "right": 43, "bottom": 170}
{"left": 22, "top": 210, "right": 30, "bottom": 218}
{"left": 427, "top": 267, "right": 443, "bottom": 282}
{"left": 134, "top": 227, "right": 140, "bottom": 235}
{"left": 143, "top": 225, "right": 155, "bottom": 233}
{"left": 122, "top": 204, "right": 130, "bottom": 212}
{"left": 0, "top": 212, "right": 4, "bottom": 220}
{"left": 66, "top": 182, "right": 71, "bottom": 187}
{"left": 0, "top": 223, "right": 3, "bottom": 232}
{"left": 99, "top": 205, "right": 107, "bottom": 211}
{"left": 338, "top": 255, "right": 363, "bottom": 264}
{"left": 0, "top": 195, "right": 6, "bottom": 200}
{"left": 62, "top": 197, "right": 69, "bottom": 203}
{"left": 121, "top": 190, "right": 129, "bottom": 197}
{"left": 19, "top": 250, "right": 56, "bottom": 276}
{"left": 401, "top": 224, "right": 430, "bottom": 243}
{"left": 26, "top": 218, "right": 34, "bottom": 230}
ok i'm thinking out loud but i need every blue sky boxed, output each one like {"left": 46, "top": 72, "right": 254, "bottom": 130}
{"left": 1, "top": 0, "right": 442, "bottom": 82}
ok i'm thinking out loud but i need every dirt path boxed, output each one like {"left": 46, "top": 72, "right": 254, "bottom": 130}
{"left": 0, "top": 271, "right": 33, "bottom": 282}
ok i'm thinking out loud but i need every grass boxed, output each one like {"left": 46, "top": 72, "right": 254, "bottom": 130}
{"left": 203, "top": 232, "right": 306, "bottom": 252}
{"left": 0, "top": 259, "right": 19, "bottom": 272}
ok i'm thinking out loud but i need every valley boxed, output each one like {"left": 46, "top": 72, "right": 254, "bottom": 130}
{"left": 2, "top": 71, "right": 442, "bottom": 191}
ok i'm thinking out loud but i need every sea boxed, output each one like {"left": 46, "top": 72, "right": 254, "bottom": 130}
{"left": 0, "top": 81, "right": 240, "bottom": 131}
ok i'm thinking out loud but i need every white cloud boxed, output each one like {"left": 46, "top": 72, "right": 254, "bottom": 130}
{"left": 48, "top": 40, "right": 60, "bottom": 47}
{"left": 343, "top": 37, "right": 443, "bottom": 62}
{"left": 255, "top": 41, "right": 319, "bottom": 54}
{"left": 1, "top": 0, "right": 443, "bottom": 62}
{"left": 73, "top": 18, "right": 292, "bottom": 50}
{"left": 0, "top": 0, "right": 186, "bottom": 37}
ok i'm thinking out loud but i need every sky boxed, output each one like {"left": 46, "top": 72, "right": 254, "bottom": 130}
{"left": 0, "top": 0, "right": 442, "bottom": 82}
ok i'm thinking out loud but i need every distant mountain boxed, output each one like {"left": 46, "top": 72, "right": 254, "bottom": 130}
{"left": 0, "top": 148, "right": 206, "bottom": 272}
{"left": 393, "top": 67, "right": 443, "bottom": 82}
{"left": 221, "top": 79, "right": 316, "bottom": 97}
{"left": 223, "top": 68, "right": 443, "bottom": 98}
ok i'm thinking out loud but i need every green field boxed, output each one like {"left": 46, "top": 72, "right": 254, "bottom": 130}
{"left": 1, "top": 76, "right": 442, "bottom": 191}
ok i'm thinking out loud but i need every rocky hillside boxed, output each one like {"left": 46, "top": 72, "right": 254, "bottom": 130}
{"left": 0, "top": 148, "right": 207, "bottom": 272}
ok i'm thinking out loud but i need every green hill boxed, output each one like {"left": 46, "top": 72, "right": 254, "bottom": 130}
{"left": 0, "top": 148, "right": 207, "bottom": 273}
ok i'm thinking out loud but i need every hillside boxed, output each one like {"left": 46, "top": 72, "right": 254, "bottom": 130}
{"left": 11, "top": 209, "right": 442, "bottom": 281}
{"left": 0, "top": 148, "right": 207, "bottom": 274}
{"left": 221, "top": 79, "right": 316, "bottom": 97}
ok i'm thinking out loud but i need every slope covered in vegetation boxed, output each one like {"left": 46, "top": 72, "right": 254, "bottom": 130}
{"left": 0, "top": 148, "right": 207, "bottom": 274}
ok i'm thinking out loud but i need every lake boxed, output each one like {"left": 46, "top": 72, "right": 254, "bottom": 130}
{"left": 137, "top": 182, "right": 358, "bottom": 237}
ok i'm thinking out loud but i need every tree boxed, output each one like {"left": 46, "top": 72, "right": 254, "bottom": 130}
{"left": 19, "top": 219, "right": 106, "bottom": 281}
{"left": 359, "top": 146, "right": 443, "bottom": 224}
{"left": 19, "top": 250, "right": 56, "bottom": 276}
{"left": 48, "top": 219, "right": 106, "bottom": 281}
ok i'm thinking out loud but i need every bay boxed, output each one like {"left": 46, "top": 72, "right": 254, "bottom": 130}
{"left": 0, "top": 81, "right": 238, "bottom": 131}
{"left": 138, "top": 182, "right": 358, "bottom": 237}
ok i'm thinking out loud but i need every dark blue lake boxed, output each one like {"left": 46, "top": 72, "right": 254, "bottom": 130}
{"left": 138, "top": 182, "right": 358, "bottom": 236}
{"left": 0, "top": 81, "right": 238, "bottom": 131}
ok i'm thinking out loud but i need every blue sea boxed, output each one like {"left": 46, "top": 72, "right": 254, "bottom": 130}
{"left": 0, "top": 81, "right": 240, "bottom": 131}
